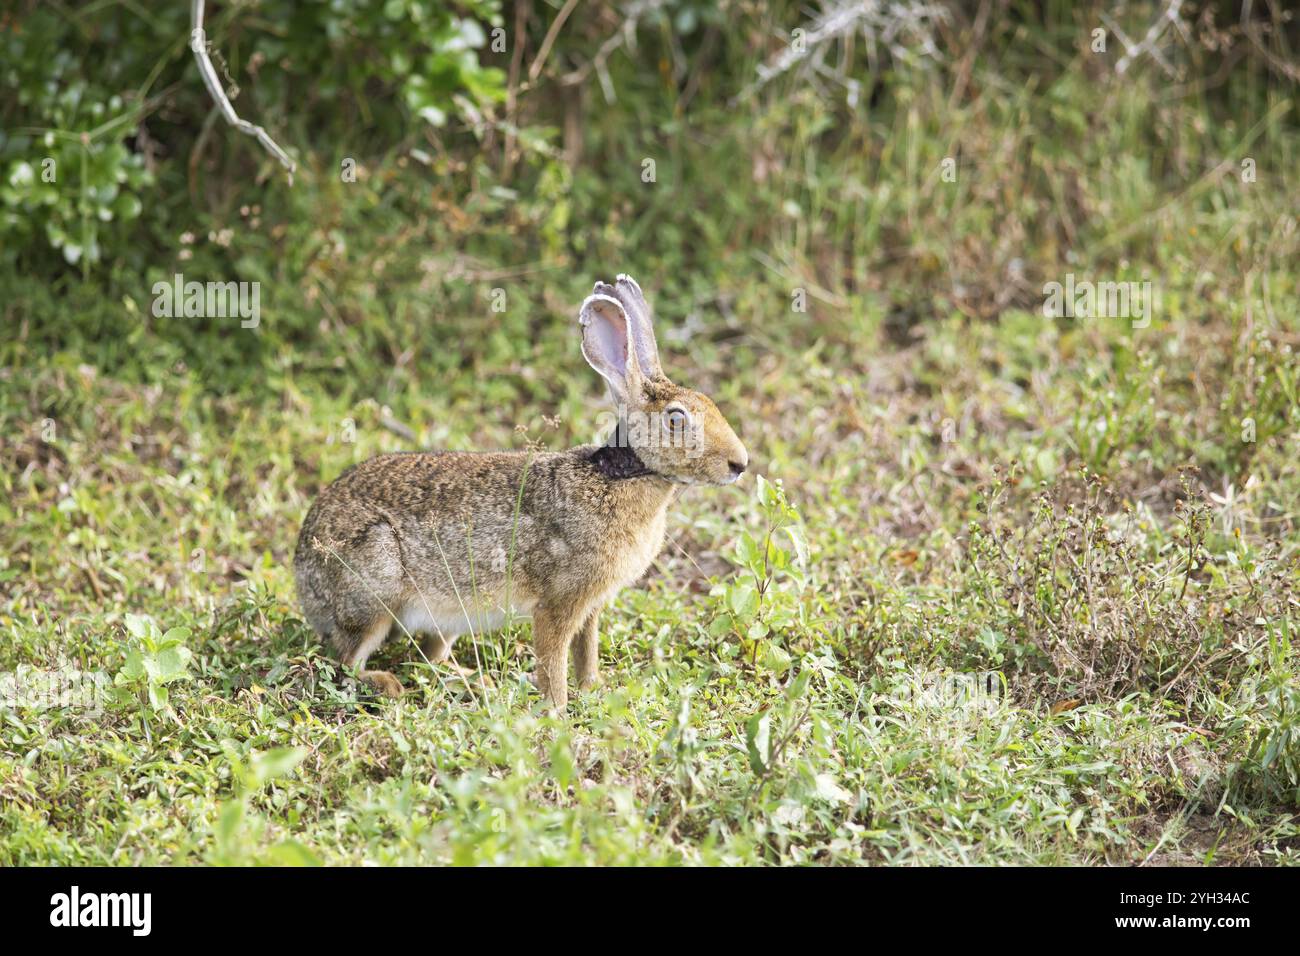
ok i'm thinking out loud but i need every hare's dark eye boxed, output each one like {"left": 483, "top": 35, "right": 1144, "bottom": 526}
{"left": 665, "top": 407, "right": 688, "bottom": 434}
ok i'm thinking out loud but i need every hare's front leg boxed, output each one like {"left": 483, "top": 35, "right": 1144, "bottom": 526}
{"left": 532, "top": 603, "right": 585, "bottom": 711}
{"left": 572, "top": 609, "right": 601, "bottom": 691}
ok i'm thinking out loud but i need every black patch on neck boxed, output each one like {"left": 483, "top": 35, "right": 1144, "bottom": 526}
{"left": 589, "top": 425, "right": 656, "bottom": 480}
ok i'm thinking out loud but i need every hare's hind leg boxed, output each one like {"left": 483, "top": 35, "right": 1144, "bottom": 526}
{"left": 421, "top": 632, "right": 452, "bottom": 662}
{"left": 572, "top": 609, "right": 601, "bottom": 691}
{"left": 339, "top": 615, "right": 404, "bottom": 698}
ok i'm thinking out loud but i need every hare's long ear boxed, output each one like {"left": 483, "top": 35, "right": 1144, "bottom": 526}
{"left": 580, "top": 293, "right": 643, "bottom": 405}
{"left": 594, "top": 274, "right": 663, "bottom": 381}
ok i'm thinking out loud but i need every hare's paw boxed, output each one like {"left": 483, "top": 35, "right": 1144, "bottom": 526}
{"left": 578, "top": 672, "right": 602, "bottom": 692}
{"left": 360, "top": 669, "right": 404, "bottom": 698}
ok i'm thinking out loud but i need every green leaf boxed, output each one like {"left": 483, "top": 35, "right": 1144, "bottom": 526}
{"left": 265, "top": 840, "right": 322, "bottom": 867}
{"left": 785, "top": 526, "right": 809, "bottom": 567}
{"left": 745, "top": 711, "right": 771, "bottom": 775}
{"left": 759, "top": 642, "right": 792, "bottom": 675}
{"left": 124, "top": 614, "right": 154, "bottom": 640}
{"left": 117, "top": 646, "right": 146, "bottom": 682}
{"left": 418, "top": 105, "right": 447, "bottom": 127}
{"left": 736, "top": 532, "right": 761, "bottom": 569}
{"left": 728, "top": 582, "right": 759, "bottom": 619}
{"left": 216, "top": 799, "right": 244, "bottom": 847}
{"left": 154, "top": 643, "right": 192, "bottom": 683}
{"left": 450, "top": 17, "right": 486, "bottom": 50}
{"left": 1067, "top": 807, "right": 1086, "bottom": 835}
{"left": 786, "top": 669, "right": 813, "bottom": 701}
{"left": 248, "top": 747, "right": 308, "bottom": 788}
{"left": 549, "top": 737, "right": 575, "bottom": 790}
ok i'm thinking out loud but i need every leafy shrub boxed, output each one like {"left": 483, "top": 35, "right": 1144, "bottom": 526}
{"left": 0, "top": 0, "right": 505, "bottom": 269}
{"left": 1, "top": 11, "right": 154, "bottom": 271}
{"left": 966, "top": 469, "right": 1288, "bottom": 706}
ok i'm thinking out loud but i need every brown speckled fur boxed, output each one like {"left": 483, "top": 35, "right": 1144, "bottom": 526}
{"left": 294, "top": 274, "right": 747, "bottom": 710}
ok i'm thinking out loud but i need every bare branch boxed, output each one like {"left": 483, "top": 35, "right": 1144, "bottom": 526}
{"left": 190, "top": 0, "right": 296, "bottom": 183}
{"left": 528, "top": 0, "right": 581, "bottom": 83}
{"left": 1104, "top": 0, "right": 1185, "bottom": 77}
{"left": 558, "top": 0, "right": 670, "bottom": 104}
{"left": 734, "top": 0, "right": 949, "bottom": 105}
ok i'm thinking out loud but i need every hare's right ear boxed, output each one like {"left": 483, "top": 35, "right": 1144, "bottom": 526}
{"left": 580, "top": 293, "right": 643, "bottom": 405}
{"left": 592, "top": 274, "right": 663, "bottom": 381}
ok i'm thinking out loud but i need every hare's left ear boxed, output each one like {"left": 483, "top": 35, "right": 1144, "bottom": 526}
{"left": 593, "top": 274, "right": 662, "bottom": 380}
{"left": 580, "top": 293, "right": 643, "bottom": 405}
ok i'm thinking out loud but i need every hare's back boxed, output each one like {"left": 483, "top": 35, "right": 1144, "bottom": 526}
{"left": 308, "top": 450, "right": 534, "bottom": 532}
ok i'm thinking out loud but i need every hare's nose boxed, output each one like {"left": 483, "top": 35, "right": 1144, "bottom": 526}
{"left": 728, "top": 457, "right": 748, "bottom": 478}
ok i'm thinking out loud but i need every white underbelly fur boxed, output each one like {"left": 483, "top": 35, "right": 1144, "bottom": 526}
{"left": 397, "top": 595, "right": 536, "bottom": 644}
{"left": 394, "top": 513, "right": 666, "bottom": 647}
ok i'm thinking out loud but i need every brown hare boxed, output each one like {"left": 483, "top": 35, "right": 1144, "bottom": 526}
{"left": 293, "top": 274, "right": 748, "bottom": 710}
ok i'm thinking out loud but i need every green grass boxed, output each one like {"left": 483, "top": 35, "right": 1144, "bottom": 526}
{"left": 2, "top": 1, "right": 1299, "bottom": 865}
{"left": 2, "top": 265, "right": 1297, "bottom": 863}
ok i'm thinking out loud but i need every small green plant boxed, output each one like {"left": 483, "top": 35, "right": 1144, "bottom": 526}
{"left": 710, "top": 475, "right": 809, "bottom": 675}
{"left": 113, "top": 614, "right": 193, "bottom": 730}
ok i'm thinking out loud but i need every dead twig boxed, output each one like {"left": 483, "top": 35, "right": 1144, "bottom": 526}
{"left": 1102, "top": 0, "right": 1186, "bottom": 77}
{"left": 528, "top": 0, "right": 581, "bottom": 83}
{"left": 190, "top": 0, "right": 296, "bottom": 182}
